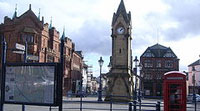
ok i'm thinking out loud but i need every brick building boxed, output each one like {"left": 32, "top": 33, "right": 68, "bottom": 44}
{"left": 0, "top": 5, "right": 83, "bottom": 95}
{"left": 140, "top": 43, "right": 179, "bottom": 97}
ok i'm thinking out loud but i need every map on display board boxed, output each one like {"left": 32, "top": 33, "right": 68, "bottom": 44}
{"left": 4, "top": 64, "right": 57, "bottom": 105}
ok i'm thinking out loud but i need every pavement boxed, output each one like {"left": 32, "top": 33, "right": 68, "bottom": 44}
{"left": 3, "top": 97, "right": 200, "bottom": 111}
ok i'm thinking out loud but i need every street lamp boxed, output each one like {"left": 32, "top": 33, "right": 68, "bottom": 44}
{"left": 98, "top": 57, "right": 104, "bottom": 101}
{"left": 107, "top": 62, "right": 111, "bottom": 72}
{"left": 192, "top": 66, "right": 196, "bottom": 111}
{"left": 138, "top": 63, "right": 143, "bottom": 111}
{"left": 133, "top": 56, "right": 139, "bottom": 100}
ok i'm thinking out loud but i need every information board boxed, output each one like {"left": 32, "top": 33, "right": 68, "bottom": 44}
{"left": 4, "top": 63, "right": 58, "bottom": 106}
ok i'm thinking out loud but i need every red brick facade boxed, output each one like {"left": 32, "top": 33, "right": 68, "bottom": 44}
{"left": 0, "top": 5, "right": 83, "bottom": 95}
{"left": 140, "top": 44, "right": 179, "bottom": 97}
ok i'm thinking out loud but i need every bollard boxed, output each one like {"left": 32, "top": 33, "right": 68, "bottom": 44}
{"left": 133, "top": 100, "right": 137, "bottom": 111}
{"left": 80, "top": 94, "right": 83, "bottom": 111}
{"left": 156, "top": 101, "right": 160, "bottom": 111}
{"left": 49, "top": 106, "right": 52, "bottom": 111}
{"left": 22, "top": 104, "right": 25, "bottom": 111}
{"left": 129, "top": 102, "right": 133, "bottom": 111}
{"left": 110, "top": 95, "right": 112, "bottom": 111}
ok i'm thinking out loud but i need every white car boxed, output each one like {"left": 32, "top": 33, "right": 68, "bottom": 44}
{"left": 187, "top": 94, "right": 200, "bottom": 102}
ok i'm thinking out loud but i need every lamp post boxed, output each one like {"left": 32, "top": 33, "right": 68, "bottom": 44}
{"left": 192, "top": 66, "right": 196, "bottom": 111}
{"left": 133, "top": 56, "right": 139, "bottom": 100}
{"left": 138, "top": 63, "right": 143, "bottom": 111}
{"left": 98, "top": 57, "right": 104, "bottom": 101}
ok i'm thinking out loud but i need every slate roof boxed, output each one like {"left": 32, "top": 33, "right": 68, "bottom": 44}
{"left": 112, "top": 0, "right": 131, "bottom": 25}
{"left": 188, "top": 59, "right": 200, "bottom": 67}
{"left": 141, "top": 43, "right": 177, "bottom": 58}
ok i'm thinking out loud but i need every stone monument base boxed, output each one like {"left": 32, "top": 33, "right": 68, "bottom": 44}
{"left": 104, "top": 73, "right": 133, "bottom": 102}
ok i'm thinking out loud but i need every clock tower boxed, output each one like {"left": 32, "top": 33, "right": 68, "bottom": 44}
{"left": 105, "top": 0, "right": 133, "bottom": 102}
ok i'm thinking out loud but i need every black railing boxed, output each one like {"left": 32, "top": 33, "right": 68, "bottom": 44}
{"left": 61, "top": 93, "right": 197, "bottom": 111}
{"left": 4, "top": 94, "right": 197, "bottom": 111}
{"left": 61, "top": 94, "right": 162, "bottom": 111}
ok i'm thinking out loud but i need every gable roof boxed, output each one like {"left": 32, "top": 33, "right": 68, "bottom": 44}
{"left": 15, "top": 7, "right": 43, "bottom": 29}
{"left": 188, "top": 59, "right": 200, "bottom": 67}
{"left": 150, "top": 43, "right": 168, "bottom": 50}
{"left": 141, "top": 43, "right": 177, "bottom": 58}
{"left": 112, "top": 0, "right": 131, "bottom": 26}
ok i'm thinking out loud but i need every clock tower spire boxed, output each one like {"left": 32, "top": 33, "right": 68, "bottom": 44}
{"left": 105, "top": 0, "right": 133, "bottom": 102}
{"left": 112, "top": 0, "right": 131, "bottom": 26}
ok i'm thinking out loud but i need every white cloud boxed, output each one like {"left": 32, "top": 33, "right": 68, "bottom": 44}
{"left": 1, "top": 0, "right": 200, "bottom": 76}
{"left": 163, "top": 35, "right": 200, "bottom": 71}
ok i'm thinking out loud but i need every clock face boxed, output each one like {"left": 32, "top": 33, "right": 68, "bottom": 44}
{"left": 117, "top": 27, "right": 125, "bottom": 34}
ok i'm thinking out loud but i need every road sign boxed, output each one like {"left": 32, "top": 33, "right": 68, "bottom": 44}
{"left": 15, "top": 43, "right": 25, "bottom": 51}
{"left": 27, "top": 55, "right": 39, "bottom": 61}
{"left": 12, "top": 50, "right": 24, "bottom": 54}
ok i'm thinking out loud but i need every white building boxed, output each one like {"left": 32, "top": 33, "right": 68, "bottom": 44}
{"left": 82, "top": 63, "right": 88, "bottom": 93}
{"left": 188, "top": 59, "right": 200, "bottom": 94}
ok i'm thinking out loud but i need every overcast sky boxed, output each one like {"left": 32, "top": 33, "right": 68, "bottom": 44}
{"left": 1, "top": 0, "right": 200, "bottom": 76}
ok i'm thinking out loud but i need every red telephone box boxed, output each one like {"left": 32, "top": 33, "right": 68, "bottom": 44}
{"left": 163, "top": 71, "right": 186, "bottom": 111}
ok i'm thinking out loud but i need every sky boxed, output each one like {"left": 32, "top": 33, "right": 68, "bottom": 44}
{"left": 0, "top": 0, "right": 200, "bottom": 77}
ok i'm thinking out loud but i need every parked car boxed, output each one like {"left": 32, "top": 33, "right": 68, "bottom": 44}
{"left": 187, "top": 94, "right": 200, "bottom": 102}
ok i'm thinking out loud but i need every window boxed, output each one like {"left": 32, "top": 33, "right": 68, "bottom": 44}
{"left": 165, "top": 60, "right": 173, "bottom": 68}
{"left": 156, "top": 60, "right": 161, "bottom": 68}
{"left": 43, "top": 39, "right": 46, "bottom": 47}
{"left": 23, "top": 34, "right": 34, "bottom": 43}
{"left": 68, "top": 48, "right": 71, "bottom": 55}
{"left": 156, "top": 75, "right": 162, "bottom": 79}
{"left": 145, "top": 74, "right": 152, "bottom": 80}
{"left": 119, "top": 49, "right": 121, "bottom": 53}
{"left": 144, "top": 60, "right": 153, "bottom": 68}
{"left": 47, "top": 55, "right": 54, "bottom": 62}
{"left": 164, "top": 50, "right": 175, "bottom": 57}
{"left": 55, "top": 44, "right": 57, "bottom": 51}
{"left": 143, "top": 50, "right": 154, "bottom": 57}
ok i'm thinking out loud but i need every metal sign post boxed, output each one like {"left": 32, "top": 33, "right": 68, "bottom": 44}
{"left": 1, "top": 36, "right": 7, "bottom": 111}
{"left": 22, "top": 41, "right": 27, "bottom": 111}
{"left": 59, "top": 32, "right": 64, "bottom": 111}
{"left": 24, "top": 41, "right": 27, "bottom": 63}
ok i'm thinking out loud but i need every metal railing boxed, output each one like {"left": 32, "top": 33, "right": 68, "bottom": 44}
{"left": 129, "top": 101, "right": 161, "bottom": 111}
{"left": 51, "top": 94, "right": 196, "bottom": 111}
{"left": 52, "top": 94, "right": 163, "bottom": 111}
